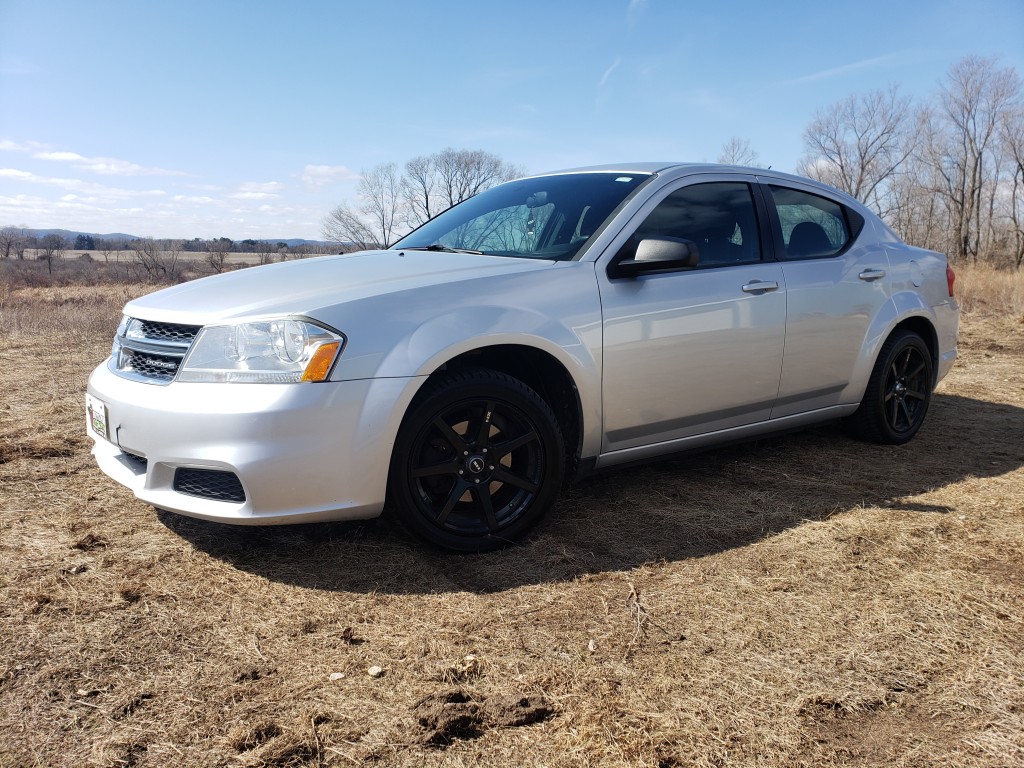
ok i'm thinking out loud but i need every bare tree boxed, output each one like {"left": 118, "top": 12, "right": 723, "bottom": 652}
{"left": 404, "top": 148, "right": 524, "bottom": 227}
{"left": 98, "top": 238, "right": 122, "bottom": 263}
{"left": 322, "top": 202, "right": 387, "bottom": 250}
{"left": 206, "top": 237, "right": 234, "bottom": 273}
{"left": 1001, "top": 104, "right": 1024, "bottom": 267}
{"left": 38, "top": 234, "right": 67, "bottom": 274}
{"left": 717, "top": 137, "right": 760, "bottom": 166}
{"left": 323, "top": 149, "right": 523, "bottom": 247}
{"left": 13, "top": 232, "right": 29, "bottom": 260}
{"left": 797, "top": 86, "right": 917, "bottom": 218}
{"left": 131, "top": 238, "right": 181, "bottom": 278}
{"left": 253, "top": 240, "right": 276, "bottom": 265}
{"left": 924, "top": 56, "right": 1022, "bottom": 263}
{"left": 403, "top": 154, "right": 440, "bottom": 226}
{"left": 0, "top": 226, "right": 19, "bottom": 259}
{"left": 322, "top": 162, "right": 405, "bottom": 248}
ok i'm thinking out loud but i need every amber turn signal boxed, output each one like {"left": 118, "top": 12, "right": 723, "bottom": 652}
{"left": 301, "top": 341, "right": 342, "bottom": 382}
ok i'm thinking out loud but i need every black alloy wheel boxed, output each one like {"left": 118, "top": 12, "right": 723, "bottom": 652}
{"left": 847, "top": 330, "right": 933, "bottom": 444}
{"left": 389, "top": 368, "right": 564, "bottom": 551}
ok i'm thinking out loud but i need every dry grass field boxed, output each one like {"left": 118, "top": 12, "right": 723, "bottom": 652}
{"left": 1, "top": 261, "right": 1022, "bottom": 767}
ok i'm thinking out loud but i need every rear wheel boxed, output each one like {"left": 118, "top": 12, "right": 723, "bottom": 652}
{"left": 388, "top": 368, "right": 564, "bottom": 552}
{"left": 846, "top": 330, "right": 933, "bottom": 444}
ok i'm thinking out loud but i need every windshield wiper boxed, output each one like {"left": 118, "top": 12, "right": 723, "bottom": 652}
{"left": 402, "top": 244, "right": 485, "bottom": 255}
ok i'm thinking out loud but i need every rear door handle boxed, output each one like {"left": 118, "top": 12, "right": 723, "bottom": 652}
{"left": 858, "top": 269, "right": 887, "bottom": 282}
{"left": 741, "top": 280, "right": 779, "bottom": 294}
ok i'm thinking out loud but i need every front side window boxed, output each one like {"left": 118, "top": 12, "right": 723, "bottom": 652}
{"left": 768, "top": 185, "right": 850, "bottom": 259}
{"left": 394, "top": 173, "right": 650, "bottom": 261}
{"left": 626, "top": 182, "right": 762, "bottom": 267}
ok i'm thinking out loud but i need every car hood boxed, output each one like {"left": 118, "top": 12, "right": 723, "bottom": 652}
{"left": 123, "top": 250, "right": 555, "bottom": 325}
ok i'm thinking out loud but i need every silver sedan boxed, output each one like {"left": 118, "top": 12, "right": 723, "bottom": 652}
{"left": 86, "top": 163, "right": 959, "bottom": 551}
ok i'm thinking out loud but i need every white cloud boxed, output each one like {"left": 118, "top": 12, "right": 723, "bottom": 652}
{"left": 172, "top": 194, "right": 218, "bottom": 204}
{"left": 228, "top": 181, "right": 285, "bottom": 200}
{"left": 238, "top": 181, "right": 285, "bottom": 193}
{"left": 0, "top": 139, "right": 30, "bottom": 152}
{"left": 0, "top": 167, "right": 167, "bottom": 200}
{"left": 301, "top": 164, "right": 358, "bottom": 189}
{"left": 32, "top": 149, "right": 184, "bottom": 177}
{"left": 229, "top": 191, "right": 278, "bottom": 200}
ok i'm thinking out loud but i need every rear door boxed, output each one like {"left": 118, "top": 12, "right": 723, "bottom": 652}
{"left": 759, "top": 180, "right": 891, "bottom": 418}
{"left": 597, "top": 175, "right": 786, "bottom": 453}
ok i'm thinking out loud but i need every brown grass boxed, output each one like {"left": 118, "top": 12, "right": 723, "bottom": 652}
{"left": 1, "top": 265, "right": 1022, "bottom": 767}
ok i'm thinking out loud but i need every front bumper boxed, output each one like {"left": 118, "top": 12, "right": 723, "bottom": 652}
{"left": 86, "top": 361, "right": 422, "bottom": 524}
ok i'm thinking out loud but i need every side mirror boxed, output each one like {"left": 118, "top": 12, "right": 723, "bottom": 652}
{"left": 612, "top": 236, "right": 700, "bottom": 278}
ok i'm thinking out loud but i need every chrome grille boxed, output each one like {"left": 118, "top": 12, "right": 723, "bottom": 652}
{"left": 110, "top": 318, "right": 202, "bottom": 385}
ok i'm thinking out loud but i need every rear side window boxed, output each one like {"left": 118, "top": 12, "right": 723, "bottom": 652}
{"left": 768, "top": 185, "right": 850, "bottom": 259}
{"left": 630, "top": 182, "right": 762, "bottom": 267}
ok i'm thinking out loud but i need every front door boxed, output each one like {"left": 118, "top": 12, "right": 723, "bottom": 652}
{"left": 597, "top": 178, "right": 786, "bottom": 454}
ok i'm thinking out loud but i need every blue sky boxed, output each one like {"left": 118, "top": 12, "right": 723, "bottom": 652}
{"left": 1, "top": 0, "right": 1022, "bottom": 240}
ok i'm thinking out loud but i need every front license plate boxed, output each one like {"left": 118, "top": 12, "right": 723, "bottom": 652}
{"left": 86, "top": 394, "right": 108, "bottom": 440}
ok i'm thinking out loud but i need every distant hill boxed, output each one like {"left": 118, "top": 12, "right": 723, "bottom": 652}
{"left": 24, "top": 228, "right": 140, "bottom": 241}
{"left": 16, "top": 228, "right": 332, "bottom": 248}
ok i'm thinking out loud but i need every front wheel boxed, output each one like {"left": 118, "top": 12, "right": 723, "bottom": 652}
{"left": 388, "top": 368, "right": 565, "bottom": 552}
{"left": 846, "top": 330, "right": 933, "bottom": 444}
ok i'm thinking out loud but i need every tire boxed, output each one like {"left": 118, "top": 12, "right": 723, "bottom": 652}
{"left": 846, "top": 330, "right": 933, "bottom": 445}
{"left": 388, "top": 368, "right": 565, "bottom": 552}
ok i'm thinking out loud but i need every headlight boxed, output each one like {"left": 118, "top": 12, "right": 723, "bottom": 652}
{"left": 177, "top": 319, "right": 344, "bottom": 383}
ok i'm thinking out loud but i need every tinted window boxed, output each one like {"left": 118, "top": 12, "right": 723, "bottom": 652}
{"left": 768, "top": 185, "right": 850, "bottom": 259}
{"left": 629, "top": 182, "right": 762, "bottom": 267}
{"left": 394, "top": 172, "right": 650, "bottom": 261}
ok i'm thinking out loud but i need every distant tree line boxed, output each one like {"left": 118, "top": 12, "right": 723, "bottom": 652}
{"left": 0, "top": 227, "right": 338, "bottom": 279}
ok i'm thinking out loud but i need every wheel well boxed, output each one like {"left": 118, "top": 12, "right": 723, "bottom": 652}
{"left": 429, "top": 345, "right": 583, "bottom": 477}
{"left": 891, "top": 316, "right": 939, "bottom": 384}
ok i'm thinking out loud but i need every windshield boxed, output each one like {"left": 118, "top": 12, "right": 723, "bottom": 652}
{"left": 393, "top": 172, "right": 651, "bottom": 261}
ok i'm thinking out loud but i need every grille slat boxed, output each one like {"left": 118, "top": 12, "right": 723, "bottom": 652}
{"left": 173, "top": 468, "right": 246, "bottom": 503}
{"left": 136, "top": 321, "right": 200, "bottom": 344}
{"left": 113, "top": 319, "right": 202, "bottom": 384}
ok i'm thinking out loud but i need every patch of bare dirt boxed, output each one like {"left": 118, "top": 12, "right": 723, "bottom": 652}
{"left": 411, "top": 689, "right": 555, "bottom": 747}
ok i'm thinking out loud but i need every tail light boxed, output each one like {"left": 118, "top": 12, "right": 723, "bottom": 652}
{"left": 946, "top": 264, "right": 956, "bottom": 297}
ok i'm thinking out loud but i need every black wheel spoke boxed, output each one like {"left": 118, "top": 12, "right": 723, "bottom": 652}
{"left": 899, "top": 399, "right": 913, "bottom": 428}
{"left": 411, "top": 461, "right": 459, "bottom": 478}
{"left": 907, "top": 360, "right": 927, "bottom": 380}
{"left": 901, "top": 348, "right": 915, "bottom": 376}
{"left": 472, "top": 485, "right": 500, "bottom": 532}
{"left": 904, "top": 388, "right": 927, "bottom": 401}
{"left": 435, "top": 481, "right": 465, "bottom": 525}
{"left": 473, "top": 400, "right": 496, "bottom": 445}
{"left": 490, "top": 429, "right": 539, "bottom": 459}
{"left": 493, "top": 466, "right": 540, "bottom": 493}
{"left": 433, "top": 416, "right": 468, "bottom": 452}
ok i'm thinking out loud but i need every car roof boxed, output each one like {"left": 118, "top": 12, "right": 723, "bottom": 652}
{"left": 524, "top": 162, "right": 862, "bottom": 208}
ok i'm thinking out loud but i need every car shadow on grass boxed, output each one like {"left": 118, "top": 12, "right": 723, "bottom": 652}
{"left": 158, "top": 392, "right": 1024, "bottom": 594}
